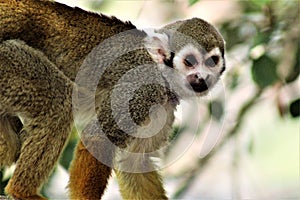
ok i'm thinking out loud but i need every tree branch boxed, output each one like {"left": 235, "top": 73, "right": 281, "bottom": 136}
{"left": 172, "top": 88, "right": 263, "bottom": 199}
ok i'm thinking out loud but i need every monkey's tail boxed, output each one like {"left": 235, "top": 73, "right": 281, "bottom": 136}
{"left": 0, "top": 113, "right": 22, "bottom": 166}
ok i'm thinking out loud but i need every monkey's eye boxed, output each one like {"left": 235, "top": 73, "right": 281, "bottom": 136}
{"left": 184, "top": 54, "right": 198, "bottom": 67}
{"left": 205, "top": 55, "right": 219, "bottom": 68}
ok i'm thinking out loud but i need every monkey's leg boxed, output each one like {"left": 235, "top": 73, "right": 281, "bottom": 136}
{"left": 0, "top": 40, "right": 73, "bottom": 200}
{"left": 6, "top": 120, "right": 72, "bottom": 200}
{"left": 111, "top": 83, "right": 172, "bottom": 199}
{"left": 114, "top": 167, "right": 167, "bottom": 199}
{"left": 69, "top": 139, "right": 114, "bottom": 199}
{"left": 0, "top": 114, "right": 23, "bottom": 166}
{"left": 114, "top": 139, "right": 168, "bottom": 199}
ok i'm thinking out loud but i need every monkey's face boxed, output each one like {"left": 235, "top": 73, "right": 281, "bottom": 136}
{"left": 171, "top": 44, "right": 225, "bottom": 96}
{"left": 145, "top": 18, "right": 225, "bottom": 98}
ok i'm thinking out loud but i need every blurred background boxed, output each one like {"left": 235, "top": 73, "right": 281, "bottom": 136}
{"left": 1, "top": 0, "right": 299, "bottom": 199}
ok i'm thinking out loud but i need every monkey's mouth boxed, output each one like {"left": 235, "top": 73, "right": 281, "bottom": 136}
{"left": 188, "top": 77, "right": 210, "bottom": 93}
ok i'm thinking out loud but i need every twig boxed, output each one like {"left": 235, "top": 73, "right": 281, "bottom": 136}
{"left": 172, "top": 88, "right": 263, "bottom": 199}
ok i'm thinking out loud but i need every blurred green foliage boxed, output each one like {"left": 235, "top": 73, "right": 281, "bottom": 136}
{"left": 209, "top": 100, "right": 224, "bottom": 121}
{"left": 174, "top": 1, "right": 299, "bottom": 197}
{"left": 188, "top": 0, "right": 200, "bottom": 6}
{"left": 59, "top": 128, "right": 78, "bottom": 170}
{"left": 251, "top": 55, "right": 278, "bottom": 88}
{"left": 220, "top": 0, "right": 299, "bottom": 118}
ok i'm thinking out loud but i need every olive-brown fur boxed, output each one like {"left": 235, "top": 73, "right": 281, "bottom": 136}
{"left": 0, "top": 0, "right": 225, "bottom": 199}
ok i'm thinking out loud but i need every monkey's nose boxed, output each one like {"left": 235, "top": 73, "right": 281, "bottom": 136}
{"left": 187, "top": 74, "right": 209, "bottom": 93}
{"left": 187, "top": 73, "right": 204, "bottom": 83}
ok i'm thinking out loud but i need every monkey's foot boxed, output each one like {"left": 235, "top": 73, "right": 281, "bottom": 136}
{"left": 5, "top": 187, "right": 46, "bottom": 200}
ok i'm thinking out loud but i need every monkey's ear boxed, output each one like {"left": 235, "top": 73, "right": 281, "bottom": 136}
{"left": 144, "top": 30, "right": 170, "bottom": 64}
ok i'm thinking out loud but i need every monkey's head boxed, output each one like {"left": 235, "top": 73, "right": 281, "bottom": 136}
{"left": 144, "top": 18, "right": 225, "bottom": 98}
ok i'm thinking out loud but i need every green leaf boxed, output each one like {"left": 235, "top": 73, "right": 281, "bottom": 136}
{"left": 253, "top": 32, "right": 271, "bottom": 47}
{"left": 250, "top": 0, "right": 271, "bottom": 7}
{"left": 220, "top": 22, "right": 243, "bottom": 49}
{"left": 209, "top": 100, "right": 224, "bottom": 121}
{"left": 286, "top": 41, "right": 300, "bottom": 83}
{"left": 169, "top": 125, "right": 186, "bottom": 141}
{"left": 251, "top": 55, "right": 279, "bottom": 88}
{"left": 0, "top": 170, "right": 9, "bottom": 194}
{"left": 229, "top": 70, "right": 240, "bottom": 90}
{"left": 188, "top": 0, "right": 200, "bottom": 6}
{"left": 289, "top": 99, "right": 300, "bottom": 118}
{"left": 247, "top": 135, "right": 255, "bottom": 155}
{"left": 59, "top": 129, "right": 78, "bottom": 169}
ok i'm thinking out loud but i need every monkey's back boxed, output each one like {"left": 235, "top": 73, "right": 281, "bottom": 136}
{"left": 0, "top": 0, "right": 138, "bottom": 80}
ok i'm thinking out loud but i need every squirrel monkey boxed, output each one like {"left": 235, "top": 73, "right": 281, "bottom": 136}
{"left": 0, "top": 0, "right": 225, "bottom": 199}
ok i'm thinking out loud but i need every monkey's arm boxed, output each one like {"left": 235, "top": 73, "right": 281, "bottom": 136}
{"left": 70, "top": 80, "right": 171, "bottom": 199}
{"left": 68, "top": 115, "right": 116, "bottom": 199}
{"left": 112, "top": 82, "right": 173, "bottom": 199}
{"left": 0, "top": 40, "right": 73, "bottom": 200}
{"left": 68, "top": 139, "right": 114, "bottom": 199}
